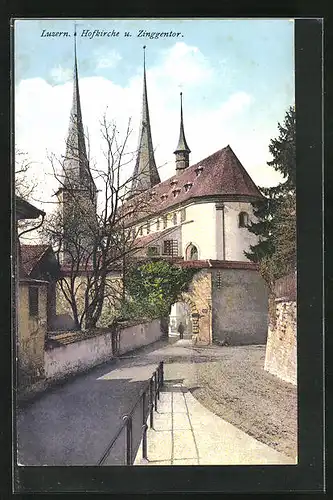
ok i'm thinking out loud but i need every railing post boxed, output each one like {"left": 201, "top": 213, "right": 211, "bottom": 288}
{"left": 154, "top": 371, "right": 158, "bottom": 411}
{"left": 160, "top": 361, "right": 164, "bottom": 387}
{"left": 123, "top": 415, "right": 132, "bottom": 465}
{"left": 157, "top": 366, "right": 161, "bottom": 401}
{"left": 149, "top": 377, "right": 154, "bottom": 428}
{"left": 142, "top": 391, "right": 148, "bottom": 460}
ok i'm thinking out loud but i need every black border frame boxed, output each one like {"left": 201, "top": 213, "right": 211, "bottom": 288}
{"left": 0, "top": 11, "right": 325, "bottom": 496}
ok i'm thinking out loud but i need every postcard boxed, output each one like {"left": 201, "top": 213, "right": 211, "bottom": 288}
{"left": 12, "top": 17, "right": 323, "bottom": 494}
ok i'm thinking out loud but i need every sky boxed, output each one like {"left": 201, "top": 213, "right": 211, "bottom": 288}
{"left": 14, "top": 18, "right": 295, "bottom": 214}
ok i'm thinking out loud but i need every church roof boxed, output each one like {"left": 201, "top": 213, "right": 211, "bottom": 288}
{"left": 123, "top": 144, "right": 263, "bottom": 224}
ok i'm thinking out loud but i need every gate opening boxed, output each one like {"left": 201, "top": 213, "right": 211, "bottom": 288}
{"left": 169, "top": 301, "right": 193, "bottom": 339}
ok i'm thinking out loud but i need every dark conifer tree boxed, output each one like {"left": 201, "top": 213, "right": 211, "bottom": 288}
{"left": 245, "top": 106, "right": 296, "bottom": 286}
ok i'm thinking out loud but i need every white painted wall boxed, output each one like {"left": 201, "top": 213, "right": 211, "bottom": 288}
{"left": 223, "top": 201, "right": 258, "bottom": 261}
{"left": 134, "top": 198, "right": 259, "bottom": 262}
{"left": 118, "top": 319, "right": 162, "bottom": 354}
{"left": 181, "top": 202, "right": 216, "bottom": 259}
{"left": 45, "top": 332, "right": 114, "bottom": 380}
{"left": 44, "top": 319, "right": 163, "bottom": 381}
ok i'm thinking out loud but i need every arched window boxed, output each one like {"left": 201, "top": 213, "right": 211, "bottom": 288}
{"left": 238, "top": 211, "right": 249, "bottom": 228}
{"left": 185, "top": 243, "right": 199, "bottom": 261}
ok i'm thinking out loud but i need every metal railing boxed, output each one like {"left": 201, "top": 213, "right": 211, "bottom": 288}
{"left": 97, "top": 361, "right": 164, "bottom": 466}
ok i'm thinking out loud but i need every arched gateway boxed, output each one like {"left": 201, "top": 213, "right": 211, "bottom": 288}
{"left": 174, "top": 261, "right": 269, "bottom": 346}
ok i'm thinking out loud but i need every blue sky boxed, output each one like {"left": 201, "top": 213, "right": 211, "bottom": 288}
{"left": 15, "top": 18, "right": 295, "bottom": 211}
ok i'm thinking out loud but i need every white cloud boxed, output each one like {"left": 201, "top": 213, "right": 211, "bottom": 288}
{"left": 218, "top": 91, "right": 253, "bottom": 118}
{"left": 50, "top": 65, "right": 72, "bottom": 84}
{"left": 15, "top": 41, "right": 283, "bottom": 220}
{"left": 95, "top": 49, "right": 122, "bottom": 70}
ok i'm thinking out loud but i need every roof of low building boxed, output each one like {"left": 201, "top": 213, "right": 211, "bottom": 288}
{"left": 133, "top": 226, "right": 179, "bottom": 248}
{"left": 122, "top": 145, "right": 263, "bottom": 224}
{"left": 21, "top": 244, "right": 51, "bottom": 276}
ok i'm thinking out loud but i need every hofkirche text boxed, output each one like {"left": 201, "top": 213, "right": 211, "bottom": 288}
{"left": 40, "top": 29, "right": 184, "bottom": 39}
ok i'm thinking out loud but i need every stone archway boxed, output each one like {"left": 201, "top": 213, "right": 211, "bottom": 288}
{"left": 179, "top": 269, "right": 212, "bottom": 345}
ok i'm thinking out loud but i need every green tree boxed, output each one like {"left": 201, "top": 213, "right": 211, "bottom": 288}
{"left": 121, "top": 260, "right": 197, "bottom": 320}
{"left": 267, "top": 106, "right": 296, "bottom": 193}
{"left": 245, "top": 106, "right": 296, "bottom": 287}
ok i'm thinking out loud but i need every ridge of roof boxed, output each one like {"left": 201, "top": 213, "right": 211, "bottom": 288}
{"left": 122, "top": 144, "right": 263, "bottom": 224}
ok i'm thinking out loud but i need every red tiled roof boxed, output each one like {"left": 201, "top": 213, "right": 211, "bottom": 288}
{"left": 21, "top": 244, "right": 50, "bottom": 276}
{"left": 122, "top": 145, "right": 263, "bottom": 224}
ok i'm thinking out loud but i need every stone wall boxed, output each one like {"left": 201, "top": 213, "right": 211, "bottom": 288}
{"left": 45, "top": 331, "right": 115, "bottom": 380}
{"left": 211, "top": 268, "right": 268, "bottom": 345}
{"left": 117, "top": 319, "right": 163, "bottom": 354}
{"left": 181, "top": 269, "right": 212, "bottom": 345}
{"left": 17, "top": 280, "right": 48, "bottom": 387}
{"left": 44, "top": 318, "right": 163, "bottom": 382}
{"left": 264, "top": 300, "right": 297, "bottom": 385}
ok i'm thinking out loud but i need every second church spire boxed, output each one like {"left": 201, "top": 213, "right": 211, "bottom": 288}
{"left": 131, "top": 46, "right": 161, "bottom": 194}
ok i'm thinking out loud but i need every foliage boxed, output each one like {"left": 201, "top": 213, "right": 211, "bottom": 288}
{"left": 121, "top": 260, "right": 197, "bottom": 320}
{"left": 267, "top": 106, "right": 296, "bottom": 192}
{"left": 245, "top": 106, "right": 296, "bottom": 288}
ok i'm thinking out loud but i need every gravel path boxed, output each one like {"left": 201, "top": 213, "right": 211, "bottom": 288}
{"left": 182, "top": 345, "right": 297, "bottom": 460}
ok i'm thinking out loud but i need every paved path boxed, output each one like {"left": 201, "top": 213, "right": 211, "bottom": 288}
{"left": 134, "top": 380, "right": 295, "bottom": 466}
{"left": 17, "top": 339, "right": 170, "bottom": 466}
{"left": 17, "top": 337, "right": 296, "bottom": 466}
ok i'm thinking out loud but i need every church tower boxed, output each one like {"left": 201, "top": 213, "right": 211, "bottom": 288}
{"left": 56, "top": 28, "right": 97, "bottom": 262}
{"left": 174, "top": 92, "right": 191, "bottom": 174}
{"left": 130, "top": 46, "right": 161, "bottom": 195}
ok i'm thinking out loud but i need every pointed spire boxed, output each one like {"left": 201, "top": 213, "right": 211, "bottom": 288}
{"left": 63, "top": 25, "right": 96, "bottom": 196}
{"left": 174, "top": 92, "right": 191, "bottom": 174}
{"left": 130, "top": 46, "right": 161, "bottom": 194}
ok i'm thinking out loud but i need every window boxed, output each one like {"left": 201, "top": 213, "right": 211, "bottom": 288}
{"left": 195, "top": 166, "right": 203, "bottom": 177}
{"left": 180, "top": 208, "right": 186, "bottom": 222}
{"left": 147, "top": 246, "right": 160, "bottom": 256}
{"left": 238, "top": 211, "right": 249, "bottom": 228}
{"left": 146, "top": 221, "right": 150, "bottom": 234}
{"left": 186, "top": 244, "right": 198, "bottom": 261}
{"left": 139, "top": 226, "right": 143, "bottom": 236}
{"left": 173, "top": 212, "right": 177, "bottom": 225}
{"left": 163, "top": 239, "right": 178, "bottom": 256}
{"left": 29, "top": 286, "right": 39, "bottom": 317}
{"left": 163, "top": 215, "right": 168, "bottom": 229}
{"left": 184, "top": 182, "right": 193, "bottom": 192}
{"left": 156, "top": 218, "right": 160, "bottom": 231}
